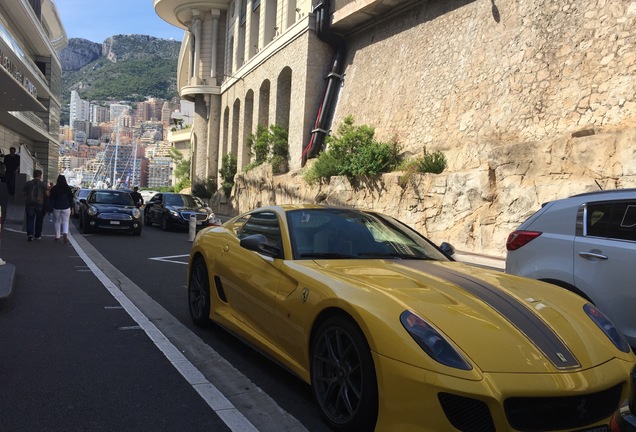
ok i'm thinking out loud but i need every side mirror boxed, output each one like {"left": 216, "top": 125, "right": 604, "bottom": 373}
{"left": 79, "top": 198, "right": 87, "bottom": 204}
{"left": 439, "top": 242, "right": 455, "bottom": 257}
{"left": 240, "top": 234, "right": 281, "bottom": 258}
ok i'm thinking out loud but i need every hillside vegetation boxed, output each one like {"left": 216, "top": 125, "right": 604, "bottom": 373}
{"left": 61, "top": 34, "right": 181, "bottom": 107}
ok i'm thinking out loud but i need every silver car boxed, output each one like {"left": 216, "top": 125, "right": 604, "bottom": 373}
{"left": 73, "top": 188, "right": 91, "bottom": 218}
{"left": 505, "top": 189, "right": 636, "bottom": 347}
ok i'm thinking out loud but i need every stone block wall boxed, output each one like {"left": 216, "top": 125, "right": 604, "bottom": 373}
{"left": 211, "top": 0, "right": 636, "bottom": 258}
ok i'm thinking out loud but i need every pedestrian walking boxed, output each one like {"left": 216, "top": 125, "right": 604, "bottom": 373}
{"left": 49, "top": 175, "right": 74, "bottom": 244}
{"left": 3, "top": 147, "right": 20, "bottom": 197}
{"left": 23, "top": 169, "right": 48, "bottom": 241}
{"left": 130, "top": 186, "right": 144, "bottom": 208}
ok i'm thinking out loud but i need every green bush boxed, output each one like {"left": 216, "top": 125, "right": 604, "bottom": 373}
{"left": 414, "top": 148, "right": 447, "bottom": 174}
{"left": 220, "top": 153, "right": 238, "bottom": 198}
{"left": 304, "top": 116, "right": 402, "bottom": 182}
{"left": 245, "top": 124, "right": 289, "bottom": 173}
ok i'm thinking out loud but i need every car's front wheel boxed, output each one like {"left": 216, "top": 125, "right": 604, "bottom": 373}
{"left": 82, "top": 215, "right": 93, "bottom": 234}
{"left": 144, "top": 210, "right": 153, "bottom": 226}
{"left": 188, "top": 258, "right": 212, "bottom": 327}
{"left": 311, "top": 316, "right": 378, "bottom": 432}
{"left": 160, "top": 214, "right": 169, "bottom": 231}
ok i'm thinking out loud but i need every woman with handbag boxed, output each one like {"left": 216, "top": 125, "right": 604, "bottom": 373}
{"left": 49, "top": 175, "right": 74, "bottom": 244}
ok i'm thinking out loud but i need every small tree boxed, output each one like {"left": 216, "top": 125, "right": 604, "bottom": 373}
{"left": 168, "top": 146, "right": 191, "bottom": 192}
{"left": 245, "top": 124, "right": 289, "bottom": 174}
{"left": 219, "top": 153, "right": 238, "bottom": 198}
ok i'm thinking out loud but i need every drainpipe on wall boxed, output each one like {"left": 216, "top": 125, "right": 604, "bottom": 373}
{"left": 301, "top": 0, "right": 346, "bottom": 166}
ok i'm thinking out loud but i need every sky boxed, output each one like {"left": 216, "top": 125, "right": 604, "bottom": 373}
{"left": 54, "top": 0, "right": 186, "bottom": 43}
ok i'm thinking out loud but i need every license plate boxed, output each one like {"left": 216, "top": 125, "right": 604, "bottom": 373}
{"left": 110, "top": 220, "right": 120, "bottom": 225}
{"left": 573, "top": 426, "right": 608, "bottom": 432}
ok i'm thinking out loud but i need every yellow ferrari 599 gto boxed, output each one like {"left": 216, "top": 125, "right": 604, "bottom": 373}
{"left": 187, "top": 205, "right": 636, "bottom": 432}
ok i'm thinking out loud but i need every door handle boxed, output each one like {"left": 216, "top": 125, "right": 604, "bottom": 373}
{"left": 578, "top": 251, "right": 608, "bottom": 260}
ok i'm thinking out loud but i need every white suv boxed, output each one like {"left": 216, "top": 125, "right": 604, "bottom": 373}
{"left": 506, "top": 189, "right": 636, "bottom": 347}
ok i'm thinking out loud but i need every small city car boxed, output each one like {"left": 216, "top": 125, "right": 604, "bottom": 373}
{"left": 72, "top": 188, "right": 91, "bottom": 218}
{"left": 506, "top": 188, "right": 636, "bottom": 348}
{"left": 144, "top": 192, "right": 216, "bottom": 231}
{"left": 78, "top": 189, "right": 142, "bottom": 236}
{"left": 188, "top": 204, "right": 636, "bottom": 432}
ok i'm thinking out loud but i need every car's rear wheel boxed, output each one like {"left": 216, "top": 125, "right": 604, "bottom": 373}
{"left": 188, "top": 258, "right": 212, "bottom": 327}
{"left": 311, "top": 316, "right": 378, "bottom": 432}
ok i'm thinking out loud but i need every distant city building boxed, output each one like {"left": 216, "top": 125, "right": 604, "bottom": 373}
{"left": 147, "top": 156, "right": 172, "bottom": 188}
{"left": 110, "top": 103, "right": 133, "bottom": 121}
{"left": 90, "top": 104, "right": 110, "bottom": 124}
{"left": 70, "top": 90, "right": 90, "bottom": 123}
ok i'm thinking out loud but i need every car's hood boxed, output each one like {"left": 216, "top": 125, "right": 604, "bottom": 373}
{"left": 310, "top": 259, "right": 619, "bottom": 373}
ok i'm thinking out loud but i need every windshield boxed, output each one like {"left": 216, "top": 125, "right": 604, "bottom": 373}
{"left": 286, "top": 208, "right": 449, "bottom": 261}
{"left": 165, "top": 194, "right": 200, "bottom": 207}
{"left": 90, "top": 191, "right": 134, "bottom": 206}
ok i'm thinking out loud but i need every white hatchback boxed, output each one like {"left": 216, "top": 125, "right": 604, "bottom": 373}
{"left": 505, "top": 189, "right": 636, "bottom": 347}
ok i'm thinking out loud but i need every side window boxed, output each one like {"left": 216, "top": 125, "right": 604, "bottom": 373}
{"left": 239, "top": 211, "right": 282, "bottom": 252}
{"left": 587, "top": 201, "right": 636, "bottom": 241}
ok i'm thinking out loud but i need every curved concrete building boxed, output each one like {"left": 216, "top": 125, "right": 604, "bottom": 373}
{"left": 154, "top": 0, "right": 341, "bottom": 183}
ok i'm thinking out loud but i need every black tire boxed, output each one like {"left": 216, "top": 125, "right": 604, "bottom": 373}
{"left": 188, "top": 258, "right": 212, "bottom": 327}
{"left": 311, "top": 316, "right": 378, "bottom": 432}
{"left": 82, "top": 215, "right": 93, "bottom": 234}
{"left": 144, "top": 211, "right": 153, "bottom": 226}
{"left": 132, "top": 228, "right": 142, "bottom": 236}
{"left": 160, "top": 214, "right": 169, "bottom": 231}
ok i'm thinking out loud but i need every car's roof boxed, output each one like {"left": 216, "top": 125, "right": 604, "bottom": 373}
{"left": 569, "top": 188, "right": 636, "bottom": 198}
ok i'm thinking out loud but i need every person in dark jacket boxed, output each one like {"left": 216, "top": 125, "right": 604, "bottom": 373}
{"left": 49, "top": 174, "right": 74, "bottom": 244}
{"left": 3, "top": 147, "right": 20, "bottom": 196}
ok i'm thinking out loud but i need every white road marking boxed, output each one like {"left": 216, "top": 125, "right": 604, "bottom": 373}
{"left": 149, "top": 254, "right": 189, "bottom": 265}
{"left": 68, "top": 235, "right": 260, "bottom": 432}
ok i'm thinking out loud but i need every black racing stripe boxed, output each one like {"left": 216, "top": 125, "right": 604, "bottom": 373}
{"left": 401, "top": 261, "right": 580, "bottom": 369}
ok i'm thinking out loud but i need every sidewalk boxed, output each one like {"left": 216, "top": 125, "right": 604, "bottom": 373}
{"left": 0, "top": 200, "right": 53, "bottom": 299}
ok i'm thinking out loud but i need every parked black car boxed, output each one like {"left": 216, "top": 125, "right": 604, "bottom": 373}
{"left": 78, "top": 189, "right": 143, "bottom": 236}
{"left": 144, "top": 193, "right": 216, "bottom": 231}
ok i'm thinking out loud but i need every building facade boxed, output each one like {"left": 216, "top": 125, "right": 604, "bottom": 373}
{"left": 156, "top": 0, "right": 636, "bottom": 254}
{"left": 0, "top": 0, "right": 67, "bottom": 186}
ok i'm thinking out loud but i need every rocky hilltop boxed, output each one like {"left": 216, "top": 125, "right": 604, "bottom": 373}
{"left": 59, "top": 38, "right": 102, "bottom": 71}
{"left": 60, "top": 34, "right": 181, "bottom": 108}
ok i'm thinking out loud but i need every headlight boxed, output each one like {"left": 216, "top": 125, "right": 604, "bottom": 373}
{"left": 87, "top": 206, "right": 97, "bottom": 216}
{"left": 400, "top": 310, "right": 472, "bottom": 370}
{"left": 132, "top": 208, "right": 141, "bottom": 218}
{"left": 170, "top": 210, "right": 179, "bottom": 217}
{"left": 584, "top": 304, "right": 631, "bottom": 353}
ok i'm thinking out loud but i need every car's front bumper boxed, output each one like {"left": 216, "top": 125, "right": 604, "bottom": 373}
{"left": 373, "top": 353, "right": 635, "bottom": 432}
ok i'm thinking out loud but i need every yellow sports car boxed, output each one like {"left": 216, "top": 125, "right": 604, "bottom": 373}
{"left": 187, "top": 204, "right": 636, "bottom": 431}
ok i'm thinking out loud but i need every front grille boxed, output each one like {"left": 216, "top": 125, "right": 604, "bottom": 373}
{"left": 504, "top": 383, "right": 623, "bottom": 431}
{"left": 180, "top": 211, "right": 207, "bottom": 221}
{"left": 438, "top": 392, "right": 495, "bottom": 432}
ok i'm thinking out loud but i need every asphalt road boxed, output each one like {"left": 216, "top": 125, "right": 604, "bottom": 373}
{"left": 0, "top": 212, "right": 334, "bottom": 432}
{"left": 68, "top": 215, "right": 329, "bottom": 432}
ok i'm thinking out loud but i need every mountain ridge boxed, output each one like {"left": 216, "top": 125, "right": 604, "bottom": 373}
{"left": 60, "top": 34, "right": 181, "bottom": 118}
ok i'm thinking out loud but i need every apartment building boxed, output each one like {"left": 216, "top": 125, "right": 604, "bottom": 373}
{"left": 0, "top": 0, "right": 67, "bottom": 186}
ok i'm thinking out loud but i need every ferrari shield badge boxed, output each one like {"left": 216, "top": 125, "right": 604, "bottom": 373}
{"left": 301, "top": 288, "right": 309, "bottom": 303}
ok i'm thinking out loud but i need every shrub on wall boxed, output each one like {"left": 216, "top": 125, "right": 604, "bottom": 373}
{"left": 398, "top": 148, "right": 448, "bottom": 188}
{"left": 220, "top": 153, "right": 238, "bottom": 198}
{"left": 245, "top": 124, "right": 289, "bottom": 174}
{"left": 304, "top": 116, "right": 402, "bottom": 183}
